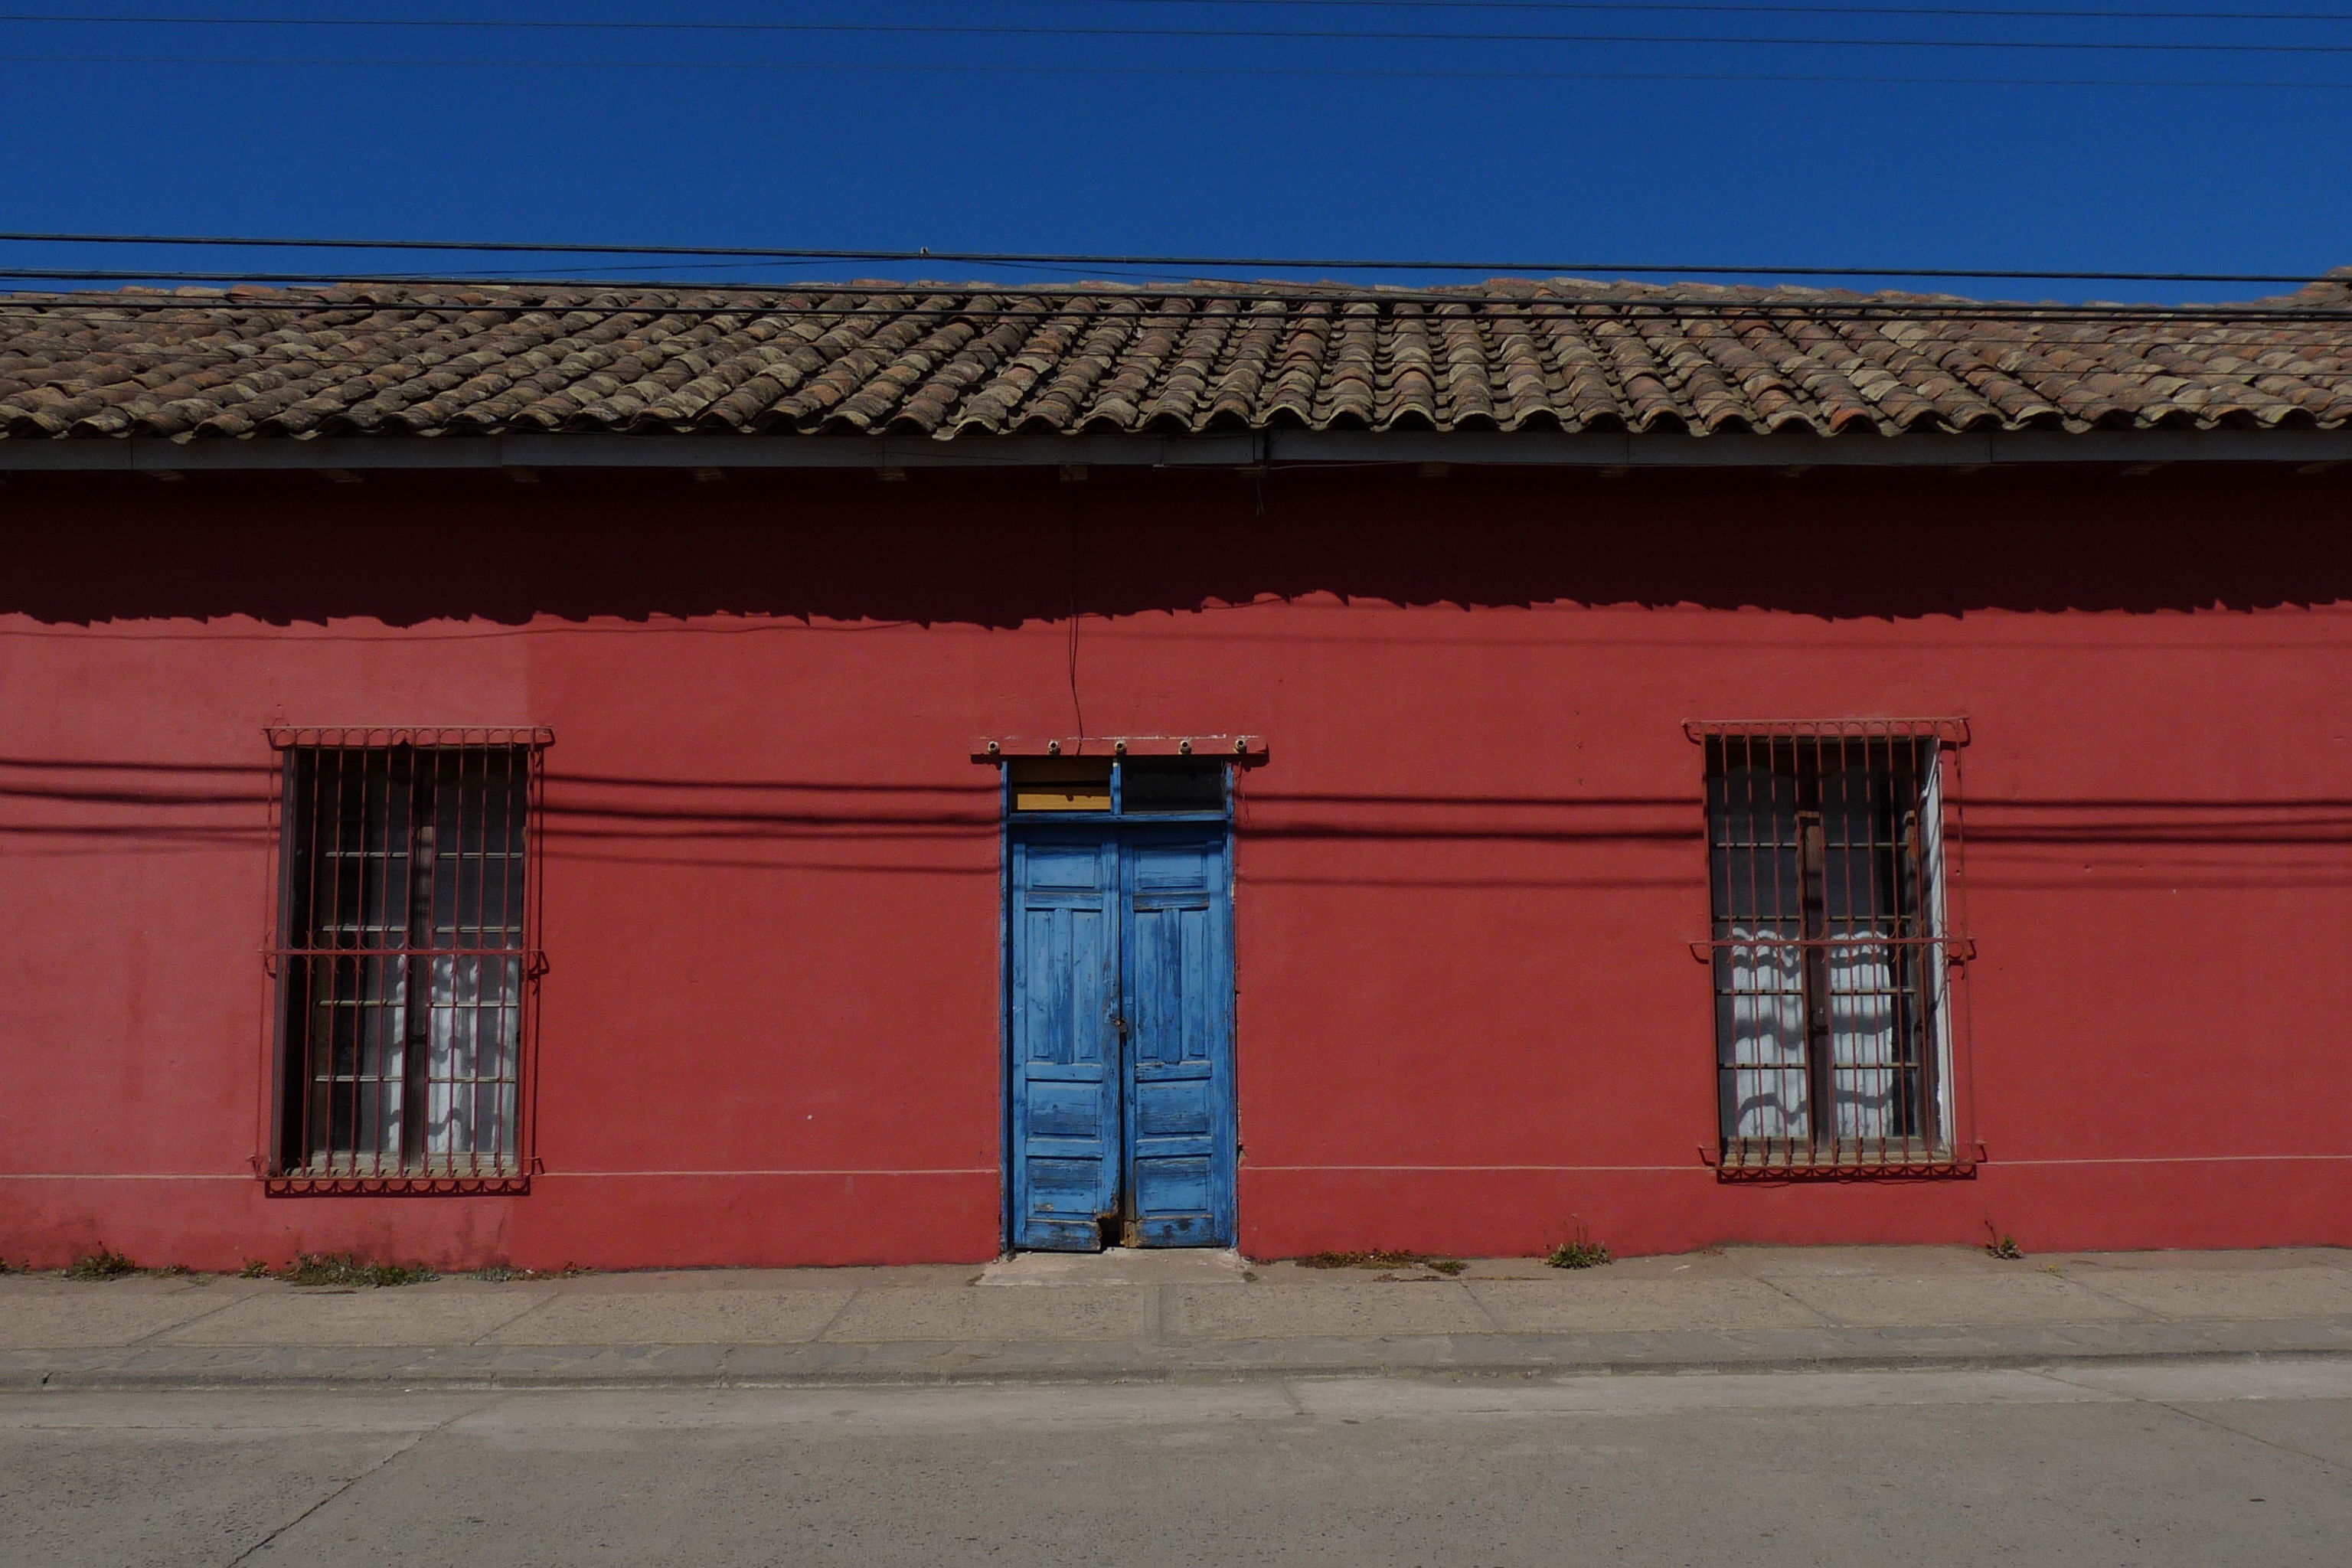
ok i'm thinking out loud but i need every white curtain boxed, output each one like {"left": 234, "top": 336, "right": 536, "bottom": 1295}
{"left": 1719, "top": 928, "right": 1809, "bottom": 1141}
{"left": 1715, "top": 764, "right": 1808, "bottom": 1142}
{"left": 1717, "top": 751, "right": 1943, "bottom": 1148}
{"left": 423, "top": 954, "right": 523, "bottom": 1168}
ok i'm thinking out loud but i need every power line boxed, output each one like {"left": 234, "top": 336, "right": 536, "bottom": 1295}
{"left": 1091, "top": 0, "right": 2352, "bottom": 18}
{"left": 23, "top": 2, "right": 2352, "bottom": 22}
{"left": 2, "top": 52, "right": 2343, "bottom": 88}
{"left": 0, "top": 233, "right": 2344, "bottom": 288}
{"left": 2, "top": 15, "right": 2350, "bottom": 54}
{"left": 4, "top": 286, "right": 2348, "bottom": 326}
{"left": 1013, "top": 1, "right": 2352, "bottom": 18}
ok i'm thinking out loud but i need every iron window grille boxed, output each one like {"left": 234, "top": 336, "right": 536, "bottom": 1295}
{"left": 265, "top": 728, "right": 547, "bottom": 1194}
{"left": 1690, "top": 720, "right": 1972, "bottom": 1178}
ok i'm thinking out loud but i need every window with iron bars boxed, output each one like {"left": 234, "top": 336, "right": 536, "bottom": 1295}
{"left": 1699, "top": 723, "right": 1965, "bottom": 1175}
{"left": 270, "top": 734, "right": 543, "bottom": 1189}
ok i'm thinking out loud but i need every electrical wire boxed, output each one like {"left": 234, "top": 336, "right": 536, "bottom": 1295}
{"left": 2, "top": 267, "right": 2345, "bottom": 310}
{"left": 1075, "top": 0, "right": 2352, "bottom": 18}
{"left": 4, "top": 21, "right": 2352, "bottom": 56}
{"left": 20, "top": 2, "right": 2352, "bottom": 21}
{"left": 4, "top": 54, "right": 2347, "bottom": 88}
{"left": 3, "top": 291, "right": 2348, "bottom": 330}
{"left": 0, "top": 233, "right": 2344, "bottom": 288}
{"left": 5, "top": 11, "right": 2352, "bottom": 54}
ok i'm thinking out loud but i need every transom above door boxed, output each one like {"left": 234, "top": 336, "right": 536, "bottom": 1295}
{"left": 1004, "top": 756, "right": 1236, "bottom": 1252}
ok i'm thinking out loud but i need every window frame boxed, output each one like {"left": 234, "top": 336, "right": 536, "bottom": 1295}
{"left": 260, "top": 726, "right": 550, "bottom": 1196}
{"left": 1687, "top": 719, "right": 1976, "bottom": 1181}
{"left": 998, "top": 755, "right": 1237, "bottom": 823}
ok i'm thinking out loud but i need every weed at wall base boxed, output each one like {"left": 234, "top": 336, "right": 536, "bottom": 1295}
{"left": 1297, "top": 1250, "right": 1465, "bottom": 1275}
{"left": 276, "top": 1253, "right": 436, "bottom": 1288}
{"left": 1546, "top": 1224, "right": 1612, "bottom": 1270}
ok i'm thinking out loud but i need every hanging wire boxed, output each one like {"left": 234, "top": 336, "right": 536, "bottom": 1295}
{"left": 4, "top": 12, "right": 2352, "bottom": 54}
{"left": 0, "top": 232, "right": 2346, "bottom": 287}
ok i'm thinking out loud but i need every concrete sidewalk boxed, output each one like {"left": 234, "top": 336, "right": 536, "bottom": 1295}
{"left": 5, "top": 1244, "right": 2351, "bottom": 1390}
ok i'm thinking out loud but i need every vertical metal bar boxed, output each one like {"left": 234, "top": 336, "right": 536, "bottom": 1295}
{"left": 1901, "top": 738, "right": 1926, "bottom": 1148}
{"left": 294, "top": 746, "right": 323, "bottom": 1174}
{"left": 326, "top": 744, "right": 352, "bottom": 1174}
{"left": 1946, "top": 736, "right": 1968, "bottom": 1155}
{"left": 442, "top": 747, "right": 461, "bottom": 1174}
{"left": 1707, "top": 735, "right": 1730, "bottom": 1161}
{"left": 366, "top": 746, "right": 386, "bottom": 1174}
{"left": 514, "top": 743, "right": 532, "bottom": 1174}
{"left": 449, "top": 746, "right": 466, "bottom": 1174}
{"left": 484, "top": 745, "right": 501, "bottom": 1175}
{"left": 402, "top": 750, "right": 435, "bottom": 1171}
{"left": 291, "top": 747, "right": 319, "bottom": 1175}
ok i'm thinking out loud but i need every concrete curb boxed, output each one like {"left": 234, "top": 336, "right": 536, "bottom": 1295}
{"left": 9, "top": 1318, "right": 2351, "bottom": 1391}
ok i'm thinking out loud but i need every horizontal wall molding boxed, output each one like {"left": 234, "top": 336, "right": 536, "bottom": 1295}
{"left": 3, "top": 426, "right": 2350, "bottom": 473}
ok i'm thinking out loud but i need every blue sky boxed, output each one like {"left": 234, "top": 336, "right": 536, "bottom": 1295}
{"left": 1, "top": 2, "right": 2347, "bottom": 302}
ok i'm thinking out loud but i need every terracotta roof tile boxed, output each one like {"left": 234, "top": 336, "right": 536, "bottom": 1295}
{"left": 2, "top": 274, "right": 2348, "bottom": 445}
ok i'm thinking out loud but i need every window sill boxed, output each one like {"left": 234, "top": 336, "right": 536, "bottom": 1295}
{"left": 265, "top": 1170, "right": 530, "bottom": 1197}
{"left": 1711, "top": 1145, "right": 1978, "bottom": 1182}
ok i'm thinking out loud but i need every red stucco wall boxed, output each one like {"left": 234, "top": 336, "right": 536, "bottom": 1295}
{"left": 4, "top": 462, "right": 2349, "bottom": 1270}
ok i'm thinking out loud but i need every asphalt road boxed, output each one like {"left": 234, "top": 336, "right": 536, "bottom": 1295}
{"left": 5, "top": 1361, "right": 2350, "bottom": 1567}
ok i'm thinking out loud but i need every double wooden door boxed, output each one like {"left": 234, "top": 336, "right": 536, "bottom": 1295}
{"left": 1006, "top": 823, "right": 1236, "bottom": 1250}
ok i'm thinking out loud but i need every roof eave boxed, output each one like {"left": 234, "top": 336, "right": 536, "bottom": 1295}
{"left": 1, "top": 427, "right": 2348, "bottom": 473}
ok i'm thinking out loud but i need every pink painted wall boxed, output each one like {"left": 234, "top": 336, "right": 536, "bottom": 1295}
{"left": 3, "top": 462, "right": 2347, "bottom": 1269}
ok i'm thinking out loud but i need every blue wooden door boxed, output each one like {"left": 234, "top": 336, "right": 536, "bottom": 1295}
{"left": 1007, "top": 831, "right": 1123, "bottom": 1250}
{"left": 1008, "top": 824, "right": 1234, "bottom": 1250}
{"left": 1122, "top": 830, "right": 1236, "bottom": 1247}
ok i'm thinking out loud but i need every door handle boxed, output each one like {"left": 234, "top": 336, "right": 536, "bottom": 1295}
{"left": 1109, "top": 1014, "right": 1129, "bottom": 1040}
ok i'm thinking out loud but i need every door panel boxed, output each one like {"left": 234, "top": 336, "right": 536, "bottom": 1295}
{"left": 1008, "top": 824, "right": 1233, "bottom": 1251}
{"left": 1008, "top": 835, "right": 1121, "bottom": 1250}
{"left": 1123, "top": 833, "right": 1235, "bottom": 1247}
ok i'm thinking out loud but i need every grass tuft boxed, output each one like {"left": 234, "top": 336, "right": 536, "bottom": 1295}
{"left": 1300, "top": 1249, "right": 1419, "bottom": 1269}
{"left": 471, "top": 1263, "right": 589, "bottom": 1283}
{"left": 1545, "top": 1225, "right": 1612, "bottom": 1270}
{"left": 1298, "top": 1250, "right": 1464, "bottom": 1275}
{"left": 277, "top": 1253, "right": 436, "bottom": 1288}
{"left": 1986, "top": 1233, "right": 2024, "bottom": 1260}
{"left": 66, "top": 1249, "right": 139, "bottom": 1281}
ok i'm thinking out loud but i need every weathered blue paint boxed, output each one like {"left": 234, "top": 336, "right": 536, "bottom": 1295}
{"left": 1006, "top": 818, "right": 1235, "bottom": 1250}
{"left": 1122, "top": 829, "right": 1236, "bottom": 1246}
{"left": 1007, "top": 829, "right": 1123, "bottom": 1250}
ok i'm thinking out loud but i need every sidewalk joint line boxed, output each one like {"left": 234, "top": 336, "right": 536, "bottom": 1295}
{"left": 1734, "top": 1269, "right": 1851, "bottom": 1329}
{"left": 1462, "top": 1281, "right": 1507, "bottom": 1334}
{"left": 469, "top": 1287, "right": 567, "bottom": 1346}
{"left": 807, "top": 1288, "right": 865, "bottom": 1345}
{"left": 2043, "top": 1269, "right": 2165, "bottom": 1321}
{"left": 121, "top": 1281, "right": 275, "bottom": 1348}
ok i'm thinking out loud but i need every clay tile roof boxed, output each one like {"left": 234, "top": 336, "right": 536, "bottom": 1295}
{"left": 2, "top": 273, "right": 2348, "bottom": 444}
